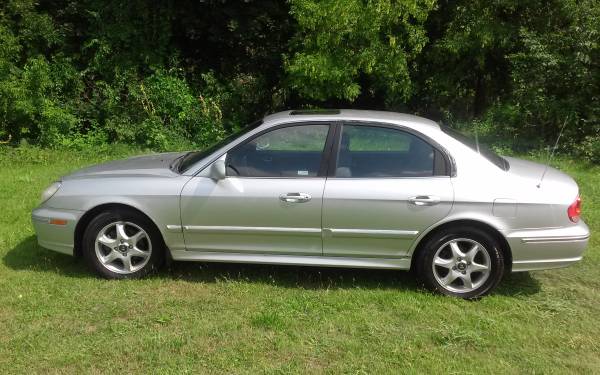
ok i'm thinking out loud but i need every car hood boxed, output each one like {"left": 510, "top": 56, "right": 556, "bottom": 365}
{"left": 62, "top": 152, "right": 187, "bottom": 180}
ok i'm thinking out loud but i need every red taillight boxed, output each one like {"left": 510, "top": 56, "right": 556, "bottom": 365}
{"left": 568, "top": 195, "right": 582, "bottom": 223}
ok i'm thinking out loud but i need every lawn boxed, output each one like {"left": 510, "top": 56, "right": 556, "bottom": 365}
{"left": 0, "top": 146, "right": 598, "bottom": 373}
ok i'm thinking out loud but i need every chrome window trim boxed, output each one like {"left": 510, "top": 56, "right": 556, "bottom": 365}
{"left": 324, "top": 176, "right": 452, "bottom": 181}
{"left": 213, "top": 176, "right": 327, "bottom": 180}
{"left": 189, "top": 119, "right": 457, "bottom": 178}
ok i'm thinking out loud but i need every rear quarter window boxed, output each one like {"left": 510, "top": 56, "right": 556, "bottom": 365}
{"left": 441, "top": 126, "right": 509, "bottom": 171}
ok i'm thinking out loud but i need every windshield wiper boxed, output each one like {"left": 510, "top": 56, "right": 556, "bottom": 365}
{"left": 169, "top": 152, "right": 189, "bottom": 173}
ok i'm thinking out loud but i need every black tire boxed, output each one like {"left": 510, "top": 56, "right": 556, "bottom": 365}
{"left": 82, "top": 209, "right": 165, "bottom": 279}
{"left": 415, "top": 226, "right": 505, "bottom": 299}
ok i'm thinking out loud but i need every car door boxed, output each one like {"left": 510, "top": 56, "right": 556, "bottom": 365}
{"left": 180, "top": 123, "right": 333, "bottom": 255}
{"left": 322, "top": 123, "right": 454, "bottom": 258}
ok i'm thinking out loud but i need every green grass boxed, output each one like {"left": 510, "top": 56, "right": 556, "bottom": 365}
{"left": 0, "top": 146, "right": 598, "bottom": 373}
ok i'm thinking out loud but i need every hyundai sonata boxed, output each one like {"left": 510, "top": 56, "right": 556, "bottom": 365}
{"left": 32, "top": 110, "right": 590, "bottom": 298}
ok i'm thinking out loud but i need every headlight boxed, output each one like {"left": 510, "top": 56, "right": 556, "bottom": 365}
{"left": 40, "top": 181, "right": 62, "bottom": 203}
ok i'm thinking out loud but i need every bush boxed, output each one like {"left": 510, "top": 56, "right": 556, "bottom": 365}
{"left": 580, "top": 135, "right": 600, "bottom": 164}
{"left": 98, "top": 69, "right": 226, "bottom": 151}
{"left": 1, "top": 0, "right": 599, "bottom": 163}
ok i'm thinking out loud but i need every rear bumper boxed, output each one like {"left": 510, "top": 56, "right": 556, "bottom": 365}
{"left": 505, "top": 221, "right": 590, "bottom": 272}
{"left": 31, "top": 207, "right": 83, "bottom": 256}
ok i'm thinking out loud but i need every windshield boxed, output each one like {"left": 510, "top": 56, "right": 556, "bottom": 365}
{"left": 441, "top": 126, "right": 509, "bottom": 171}
{"left": 177, "top": 120, "right": 263, "bottom": 173}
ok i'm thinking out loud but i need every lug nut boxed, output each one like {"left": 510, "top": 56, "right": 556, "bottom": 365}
{"left": 461, "top": 271, "right": 466, "bottom": 275}
{"left": 129, "top": 245, "right": 133, "bottom": 249}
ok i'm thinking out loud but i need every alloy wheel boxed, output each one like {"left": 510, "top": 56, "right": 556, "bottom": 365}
{"left": 94, "top": 221, "right": 152, "bottom": 274}
{"left": 431, "top": 238, "right": 491, "bottom": 293}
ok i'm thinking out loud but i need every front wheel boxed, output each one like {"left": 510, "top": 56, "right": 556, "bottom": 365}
{"left": 415, "top": 226, "right": 505, "bottom": 299}
{"left": 82, "top": 209, "right": 164, "bottom": 279}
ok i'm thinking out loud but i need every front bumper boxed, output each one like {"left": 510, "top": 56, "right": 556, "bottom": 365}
{"left": 32, "top": 207, "right": 84, "bottom": 256}
{"left": 505, "top": 220, "right": 590, "bottom": 272}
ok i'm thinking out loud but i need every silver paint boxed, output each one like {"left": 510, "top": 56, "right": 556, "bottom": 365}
{"left": 31, "top": 109, "right": 590, "bottom": 274}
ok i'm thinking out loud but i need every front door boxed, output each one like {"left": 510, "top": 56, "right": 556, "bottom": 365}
{"left": 180, "top": 123, "right": 332, "bottom": 255}
{"left": 322, "top": 123, "right": 454, "bottom": 258}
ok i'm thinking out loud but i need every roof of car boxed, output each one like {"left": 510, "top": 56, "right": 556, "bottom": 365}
{"left": 262, "top": 109, "right": 440, "bottom": 130}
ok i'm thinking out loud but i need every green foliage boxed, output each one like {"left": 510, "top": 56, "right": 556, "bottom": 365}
{"left": 0, "top": 1, "right": 232, "bottom": 151}
{"left": 580, "top": 134, "right": 600, "bottom": 164}
{"left": 505, "top": 0, "right": 600, "bottom": 148}
{"left": 286, "top": 0, "right": 435, "bottom": 105}
{"left": 416, "top": 0, "right": 537, "bottom": 118}
{"left": 97, "top": 69, "right": 225, "bottom": 151}
{"left": 0, "top": 53, "right": 80, "bottom": 146}
{"left": 416, "top": 0, "right": 599, "bottom": 159}
{"left": 0, "top": 1, "right": 75, "bottom": 145}
{"left": 0, "top": 0, "right": 598, "bottom": 162}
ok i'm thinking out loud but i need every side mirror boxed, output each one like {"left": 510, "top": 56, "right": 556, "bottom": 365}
{"left": 210, "top": 159, "right": 226, "bottom": 180}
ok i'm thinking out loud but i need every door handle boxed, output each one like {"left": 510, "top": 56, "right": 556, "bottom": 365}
{"left": 409, "top": 195, "right": 441, "bottom": 206}
{"left": 279, "top": 192, "right": 312, "bottom": 203}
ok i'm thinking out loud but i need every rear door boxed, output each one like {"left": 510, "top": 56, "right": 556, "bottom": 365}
{"left": 322, "top": 123, "right": 454, "bottom": 258}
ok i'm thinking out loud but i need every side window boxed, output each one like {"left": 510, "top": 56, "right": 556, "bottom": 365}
{"left": 335, "top": 124, "right": 435, "bottom": 178}
{"left": 227, "top": 124, "right": 329, "bottom": 177}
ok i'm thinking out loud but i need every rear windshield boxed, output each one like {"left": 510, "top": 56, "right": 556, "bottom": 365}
{"left": 441, "top": 126, "right": 509, "bottom": 171}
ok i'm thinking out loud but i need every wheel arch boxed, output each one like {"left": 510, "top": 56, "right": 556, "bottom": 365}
{"left": 74, "top": 203, "right": 165, "bottom": 257}
{"left": 410, "top": 219, "right": 512, "bottom": 272}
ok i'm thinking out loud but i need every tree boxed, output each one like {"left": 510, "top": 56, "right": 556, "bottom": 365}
{"left": 285, "top": 0, "right": 435, "bottom": 107}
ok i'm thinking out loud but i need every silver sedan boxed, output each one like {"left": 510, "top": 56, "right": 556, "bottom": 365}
{"left": 32, "top": 110, "right": 590, "bottom": 298}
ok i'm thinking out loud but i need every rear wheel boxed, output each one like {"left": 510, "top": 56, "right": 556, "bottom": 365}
{"left": 82, "top": 209, "right": 164, "bottom": 279}
{"left": 415, "top": 226, "right": 505, "bottom": 299}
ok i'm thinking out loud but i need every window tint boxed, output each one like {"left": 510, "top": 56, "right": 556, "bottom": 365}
{"left": 227, "top": 124, "right": 329, "bottom": 177}
{"left": 441, "top": 126, "right": 509, "bottom": 171}
{"left": 335, "top": 125, "right": 435, "bottom": 178}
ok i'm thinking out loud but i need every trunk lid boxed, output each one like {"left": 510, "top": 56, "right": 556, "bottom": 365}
{"left": 503, "top": 156, "right": 579, "bottom": 199}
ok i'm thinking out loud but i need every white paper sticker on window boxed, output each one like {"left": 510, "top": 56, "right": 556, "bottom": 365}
{"left": 297, "top": 170, "right": 309, "bottom": 176}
